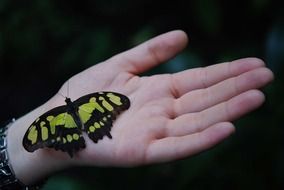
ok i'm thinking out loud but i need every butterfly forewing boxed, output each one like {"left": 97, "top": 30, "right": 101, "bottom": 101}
{"left": 23, "top": 105, "right": 85, "bottom": 157}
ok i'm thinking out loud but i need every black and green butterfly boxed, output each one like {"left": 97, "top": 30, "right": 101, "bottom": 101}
{"left": 23, "top": 92, "right": 130, "bottom": 157}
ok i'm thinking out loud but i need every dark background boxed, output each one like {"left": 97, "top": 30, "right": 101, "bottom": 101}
{"left": 0, "top": 0, "right": 283, "bottom": 189}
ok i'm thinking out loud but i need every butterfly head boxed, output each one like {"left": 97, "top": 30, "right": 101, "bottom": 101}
{"left": 65, "top": 97, "right": 72, "bottom": 105}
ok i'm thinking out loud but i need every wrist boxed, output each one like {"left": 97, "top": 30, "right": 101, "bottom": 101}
{"left": 6, "top": 96, "right": 73, "bottom": 185}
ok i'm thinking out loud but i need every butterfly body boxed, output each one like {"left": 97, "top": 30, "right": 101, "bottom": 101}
{"left": 65, "top": 98, "right": 83, "bottom": 130}
{"left": 23, "top": 92, "right": 130, "bottom": 157}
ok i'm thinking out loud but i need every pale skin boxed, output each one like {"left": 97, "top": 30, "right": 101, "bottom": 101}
{"left": 7, "top": 30, "right": 274, "bottom": 185}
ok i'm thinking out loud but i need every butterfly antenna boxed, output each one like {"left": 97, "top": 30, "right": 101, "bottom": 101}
{"left": 67, "top": 80, "right": 70, "bottom": 98}
{"left": 56, "top": 80, "right": 71, "bottom": 99}
{"left": 57, "top": 92, "right": 66, "bottom": 99}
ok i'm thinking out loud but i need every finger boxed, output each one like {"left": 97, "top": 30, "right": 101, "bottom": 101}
{"left": 146, "top": 122, "right": 235, "bottom": 164}
{"left": 167, "top": 90, "right": 264, "bottom": 137}
{"left": 107, "top": 30, "right": 188, "bottom": 74}
{"left": 171, "top": 58, "right": 266, "bottom": 97}
{"left": 174, "top": 67, "right": 274, "bottom": 115}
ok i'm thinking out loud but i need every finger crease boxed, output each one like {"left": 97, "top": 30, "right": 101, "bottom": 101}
{"left": 147, "top": 42, "right": 162, "bottom": 66}
{"left": 170, "top": 74, "right": 181, "bottom": 98}
{"left": 200, "top": 68, "right": 208, "bottom": 88}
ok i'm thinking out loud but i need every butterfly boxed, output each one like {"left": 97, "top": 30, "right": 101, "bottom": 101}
{"left": 23, "top": 92, "right": 130, "bottom": 157}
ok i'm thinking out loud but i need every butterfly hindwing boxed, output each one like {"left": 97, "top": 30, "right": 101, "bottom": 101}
{"left": 23, "top": 106, "right": 85, "bottom": 157}
{"left": 75, "top": 92, "right": 130, "bottom": 143}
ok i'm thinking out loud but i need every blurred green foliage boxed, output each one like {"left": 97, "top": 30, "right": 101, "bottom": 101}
{"left": 0, "top": 0, "right": 283, "bottom": 189}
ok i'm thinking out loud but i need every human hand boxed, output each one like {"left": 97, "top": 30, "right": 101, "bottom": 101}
{"left": 7, "top": 30, "right": 274, "bottom": 184}
{"left": 58, "top": 30, "right": 273, "bottom": 166}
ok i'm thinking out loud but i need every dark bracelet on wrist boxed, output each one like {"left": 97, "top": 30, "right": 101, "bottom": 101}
{"left": 0, "top": 119, "right": 43, "bottom": 190}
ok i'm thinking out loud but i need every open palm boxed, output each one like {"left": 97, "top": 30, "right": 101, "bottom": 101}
{"left": 56, "top": 30, "right": 273, "bottom": 167}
